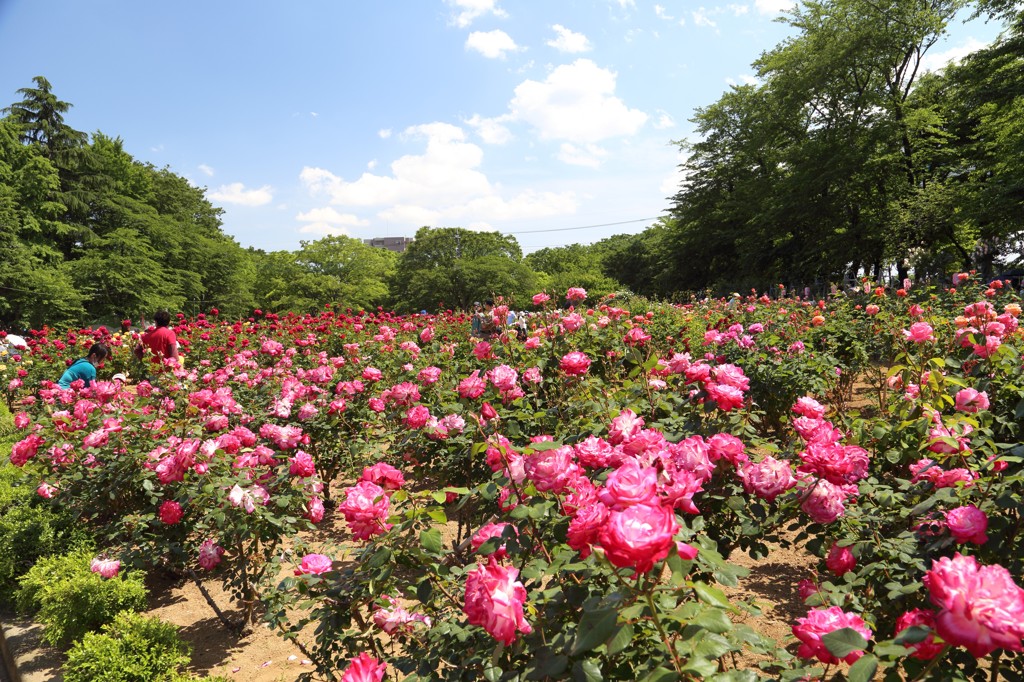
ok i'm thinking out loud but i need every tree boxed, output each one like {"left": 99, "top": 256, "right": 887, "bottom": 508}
{"left": 294, "top": 235, "right": 396, "bottom": 311}
{"left": 1, "top": 76, "right": 87, "bottom": 156}
{"left": 524, "top": 243, "right": 624, "bottom": 300}
{"left": 390, "top": 227, "right": 535, "bottom": 312}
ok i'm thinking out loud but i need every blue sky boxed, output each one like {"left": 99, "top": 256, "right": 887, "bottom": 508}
{"left": 0, "top": 0, "right": 1003, "bottom": 254}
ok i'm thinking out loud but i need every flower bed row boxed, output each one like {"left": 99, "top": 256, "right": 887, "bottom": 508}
{"left": 3, "top": 278, "right": 1024, "bottom": 681}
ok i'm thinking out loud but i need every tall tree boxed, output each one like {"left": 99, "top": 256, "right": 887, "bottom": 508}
{"left": 390, "top": 227, "right": 535, "bottom": 312}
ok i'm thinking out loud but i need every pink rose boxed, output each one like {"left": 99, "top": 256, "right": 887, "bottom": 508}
{"left": 895, "top": 608, "right": 943, "bottom": 660}
{"left": 361, "top": 462, "right": 405, "bottom": 490}
{"left": 738, "top": 456, "right": 797, "bottom": 502}
{"left": 487, "top": 364, "right": 519, "bottom": 392}
{"left": 945, "top": 504, "right": 988, "bottom": 545}
{"left": 403, "top": 405, "right": 431, "bottom": 429}
{"left": 289, "top": 450, "right": 317, "bottom": 478}
{"left": 471, "top": 522, "right": 518, "bottom": 558}
{"left": 797, "top": 579, "right": 820, "bottom": 603}
{"left": 954, "top": 388, "right": 990, "bottom": 413}
{"left": 559, "top": 352, "right": 591, "bottom": 376}
{"left": 798, "top": 443, "right": 869, "bottom": 485}
{"left": 304, "top": 496, "right": 325, "bottom": 523}
{"left": 532, "top": 292, "right": 551, "bottom": 305}
{"left": 707, "top": 433, "right": 747, "bottom": 466}
{"left": 159, "top": 500, "right": 184, "bottom": 525}
{"left": 574, "top": 436, "right": 614, "bottom": 469}
{"left": 800, "top": 478, "right": 857, "bottom": 524}
{"left": 458, "top": 370, "right": 487, "bottom": 399}
{"left": 608, "top": 409, "right": 644, "bottom": 445}
{"left": 792, "top": 396, "right": 826, "bottom": 419}
{"left": 924, "top": 553, "right": 1024, "bottom": 657}
{"left": 294, "top": 553, "right": 333, "bottom": 575}
{"left": 36, "top": 482, "right": 58, "bottom": 499}
{"left": 464, "top": 558, "right": 533, "bottom": 644}
{"left": 903, "top": 322, "right": 935, "bottom": 343}
{"left": 792, "top": 607, "right": 872, "bottom": 664}
{"left": 339, "top": 481, "right": 392, "bottom": 540}
{"left": 340, "top": 652, "right": 386, "bottom": 682}
{"left": 825, "top": 542, "right": 856, "bottom": 576}
{"left": 598, "top": 459, "right": 659, "bottom": 509}
{"left": 197, "top": 536, "right": 224, "bottom": 569}
{"left": 567, "top": 502, "right": 610, "bottom": 559}
{"left": 598, "top": 503, "right": 678, "bottom": 575}
{"left": 524, "top": 446, "right": 579, "bottom": 493}
{"left": 566, "top": 287, "right": 587, "bottom": 301}
{"left": 90, "top": 557, "right": 121, "bottom": 579}
{"left": 418, "top": 366, "right": 442, "bottom": 384}
{"left": 705, "top": 382, "right": 745, "bottom": 411}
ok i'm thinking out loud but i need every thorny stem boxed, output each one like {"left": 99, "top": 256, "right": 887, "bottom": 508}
{"left": 645, "top": 590, "right": 685, "bottom": 677}
{"left": 908, "top": 646, "right": 949, "bottom": 682}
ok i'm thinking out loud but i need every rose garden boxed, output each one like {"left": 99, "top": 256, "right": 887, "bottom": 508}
{"left": 3, "top": 277, "right": 1024, "bottom": 681}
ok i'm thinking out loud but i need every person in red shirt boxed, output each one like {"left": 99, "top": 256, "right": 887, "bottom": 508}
{"left": 134, "top": 310, "right": 179, "bottom": 365}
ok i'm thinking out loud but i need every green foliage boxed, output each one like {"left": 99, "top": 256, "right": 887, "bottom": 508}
{"left": 17, "top": 549, "right": 148, "bottom": 646}
{"left": 0, "top": 464, "right": 94, "bottom": 602}
{"left": 63, "top": 611, "right": 192, "bottom": 682}
{"left": 662, "top": 0, "right": 1024, "bottom": 294}
{"left": 390, "top": 226, "right": 538, "bottom": 312}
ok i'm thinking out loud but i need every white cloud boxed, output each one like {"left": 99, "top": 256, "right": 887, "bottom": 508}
{"left": 367, "top": 159, "right": 378, "bottom": 170}
{"left": 465, "top": 114, "right": 513, "bottom": 144}
{"left": 557, "top": 143, "right": 608, "bottom": 168}
{"left": 208, "top": 182, "right": 273, "bottom": 206}
{"left": 728, "top": 4, "right": 750, "bottom": 15}
{"left": 300, "top": 122, "right": 577, "bottom": 230}
{"left": 920, "top": 37, "right": 988, "bottom": 73}
{"left": 547, "top": 25, "right": 591, "bottom": 53}
{"left": 653, "top": 111, "right": 675, "bottom": 130}
{"left": 755, "top": 0, "right": 795, "bottom": 14}
{"left": 446, "top": 0, "right": 507, "bottom": 28}
{"left": 654, "top": 5, "right": 674, "bottom": 20}
{"left": 466, "top": 29, "right": 520, "bottom": 59}
{"left": 298, "top": 223, "right": 351, "bottom": 236}
{"left": 198, "top": 164, "right": 214, "bottom": 177}
{"left": 614, "top": 0, "right": 636, "bottom": 8}
{"left": 507, "top": 59, "right": 648, "bottom": 144}
{"left": 725, "top": 74, "right": 759, "bottom": 86}
{"left": 692, "top": 7, "right": 717, "bottom": 28}
{"left": 295, "top": 207, "right": 367, "bottom": 236}
{"left": 296, "top": 207, "right": 367, "bottom": 224}
{"left": 378, "top": 128, "right": 392, "bottom": 139}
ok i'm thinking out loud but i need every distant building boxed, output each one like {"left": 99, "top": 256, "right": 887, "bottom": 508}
{"left": 364, "top": 237, "right": 413, "bottom": 253}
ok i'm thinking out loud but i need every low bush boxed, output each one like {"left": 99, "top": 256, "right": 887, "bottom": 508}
{"left": 17, "top": 549, "right": 148, "bottom": 646}
{"left": 63, "top": 611, "right": 194, "bottom": 682}
{"left": 0, "top": 464, "right": 94, "bottom": 602}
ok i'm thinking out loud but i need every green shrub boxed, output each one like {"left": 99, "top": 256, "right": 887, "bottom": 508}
{"left": 16, "top": 549, "right": 148, "bottom": 646}
{"left": 0, "top": 401, "right": 14, "bottom": 439}
{"left": 63, "top": 611, "right": 191, "bottom": 682}
{"left": 0, "top": 466, "right": 94, "bottom": 603}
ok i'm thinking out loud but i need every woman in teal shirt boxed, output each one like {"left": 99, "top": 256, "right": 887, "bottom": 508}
{"left": 58, "top": 343, "right": 109, "bottom": 389}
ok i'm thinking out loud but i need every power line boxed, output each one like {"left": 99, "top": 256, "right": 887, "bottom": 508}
{"left": 501, "top": 216, "right": 662, "bottom": 235}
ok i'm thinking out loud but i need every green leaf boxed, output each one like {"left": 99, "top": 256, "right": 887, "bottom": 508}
{"left": 638, "top": 666, "right": 678, "bottom": 682}
{"left": 822, "top": 627, "right": 868, "bottom": 658}
{"left": 692, "top": 582, "right": 732, "bottom": 609}
{"left": 572, "top": 659, "right": 603, "bottom": 682}
{"left": 847, "top": 654, "right": 878, "bottom": 682}
{"left": 692, "top": 608, "right": 732, "bottom": 634}
{"left": 571, "top": 608, "right": 620, "bottom": 656}
{"left": 420, "top": 528, "right": 443, "bottom": 554}
{"left": 605, "top": 622, "right": 633, "bottom": 656}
